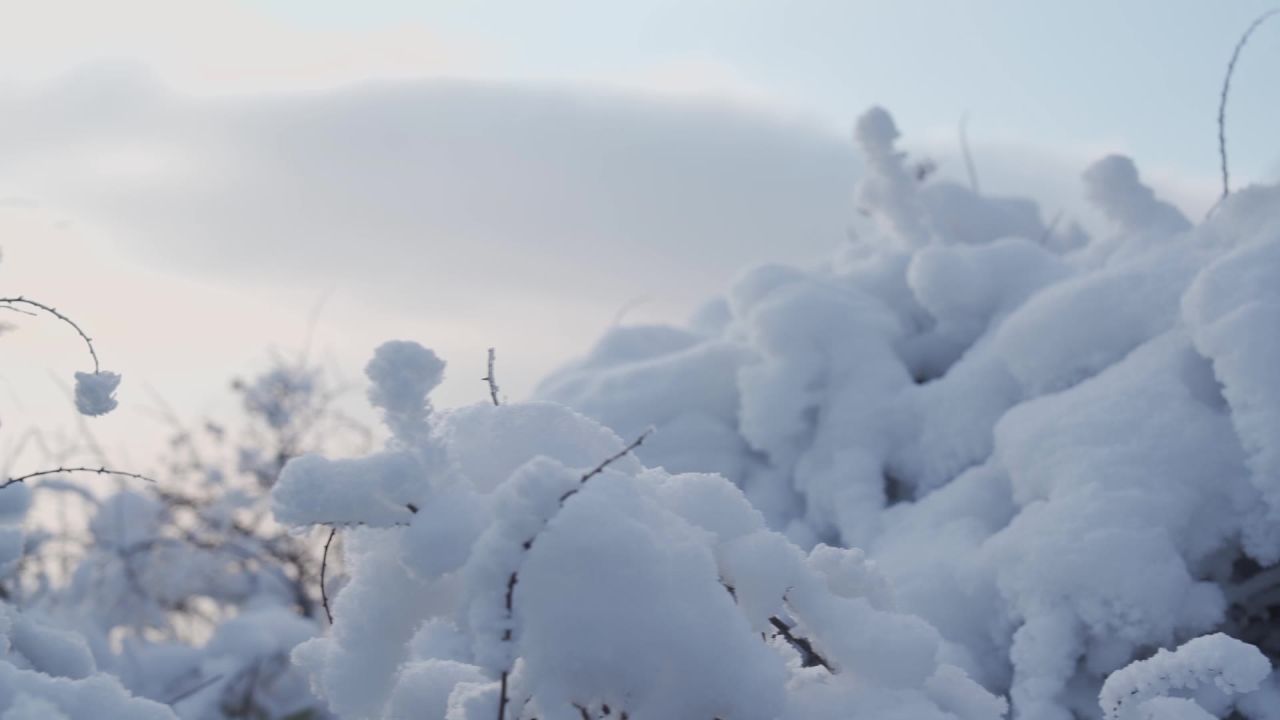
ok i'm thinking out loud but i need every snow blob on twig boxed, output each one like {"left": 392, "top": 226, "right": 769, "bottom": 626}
{"left": 73, "top": 370, "right": 121, "bottom": 417}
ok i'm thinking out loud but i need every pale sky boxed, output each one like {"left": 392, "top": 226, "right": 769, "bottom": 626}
{"left": 1, "top": 0, "right": 1277, "bottom": 471}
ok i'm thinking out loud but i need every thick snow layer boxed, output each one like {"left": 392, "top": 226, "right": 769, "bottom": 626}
{"left": 273, "top": 333, "right": 1008, "bottom": 718}
{"left": 1099, "top": 634, "right": 1269, "bottom": 720}
{"left": 529, "top": 107, "right": 1280, "bottom": 718}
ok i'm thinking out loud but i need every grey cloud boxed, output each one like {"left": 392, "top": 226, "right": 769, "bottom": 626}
{"left": 0, "top": 66, "right": 861, "bottom": 323}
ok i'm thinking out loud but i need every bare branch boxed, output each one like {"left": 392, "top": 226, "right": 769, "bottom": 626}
{"left": 722, "top": 582, "right": 833, "bottom": 674}
{"left": 959, "top": 112, "right": 980, "bottom": 194}
{"left": 2, "top": 466, "right": 156, "bottom": 490}
{"left": 1217, "top": 8, "right": 1279, "bottom": 201}
{"left": 320, "top": 527, "right": 337, "bottom": 625}
{"left": 0, "top": 296, "right": 100, "bottom": 372}
{"left": 482, "top": 348, "right": 501, "bottom": 406}
{"left": 165, "top": 673, "right": 226, "bottom": 705}
{"left": 498, "top": 670, "right": 512, "bottom": 720}
{"left": 498, "top": 429, "right": 651, "bottom": 720}
{"left": 564, "top": 429, "right": 652, "bottom": 500}
{"left": 768, "top": 616, "right": 833, "bottom": 672}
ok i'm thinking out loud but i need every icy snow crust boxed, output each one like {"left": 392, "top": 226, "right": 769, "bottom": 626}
{"left": 268, "top": 108, "right": 1280, "bottom": 719}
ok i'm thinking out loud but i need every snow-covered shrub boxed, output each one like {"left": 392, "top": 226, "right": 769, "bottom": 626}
{"left": 272, "top": 340, "right": 1008, "bottom": 719}
{"left": 0, "top": 287, "right": 174, "bottom": 717}
{"left": 534, "top": 107, "right": 1280, "bottom": 718}
{"left": 43, "top": 356, "right": 364, "bottom": 719}
{"left": 2, "top": 280, "right": 342, "bottom": 718}
{"left": 0, "top": 482, "right": 175, "bottom": 719}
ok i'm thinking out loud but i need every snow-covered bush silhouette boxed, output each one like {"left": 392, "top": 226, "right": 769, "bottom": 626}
{"left": 0, "top": 286, "right": 176, "bottom": 717}
{"left": 53, "top": 356, "right": 359, "bottom": 719}
{"left": 1, "top": 285, "right": 342, "bottom": 718}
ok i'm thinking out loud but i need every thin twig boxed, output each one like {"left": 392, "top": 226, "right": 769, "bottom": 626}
{"left": 2, "top": 466, "right": 156, "bottom": 489}
{"left": 1039, "top": 210, "right": 1063, "bottom": 245}
{"left": 320, "top": 527, "right": 337, "bottom": 624}
{"left": 570, "top": 427, "right": 650, "bottom": 489}
{"left": 0, "top": 296, "right": 100, "bottom": 372}
{"left": 313, "top": 503, "right": 415, "bottom": 622}
{"left": 610, "top": 295, "right": 652, "bottom": 327}
{"left": 959, "top": 112, "right": 980, "bottom": 194}
{"left": 768, "top": 616, "right": 833, "bottom": 671}
{"left": 498, "top": 429, "right": 652, "bottom": 720}
{"left": 483, "top": 348, "right": 501, "bottom": 406}
{"left": 1217, "top": 8, "right": 1279, "bottom": 201}
{"left": 498, "top": 670, "right": 511, "bottom": 720}
{"left": 166, "top": 673, "right": 226, "bottom": 705}
{"left": 721, "top": 582, "right": 833, "bottom": 674}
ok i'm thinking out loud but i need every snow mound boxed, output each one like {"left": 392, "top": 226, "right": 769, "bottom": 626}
{"left": 535, "top": 107, "right": 1280, "bottom": 718}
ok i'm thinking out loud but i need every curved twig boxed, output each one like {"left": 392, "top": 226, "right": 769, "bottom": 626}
{"left": 959, "top": 112, "right": 980, "bottom": 194}
{"left": 320, "top": 527, "right": 337, "bottom": 624}
{"left": 0, "top": 296, "right": 100, "bottom": 372}
{"left": 2, "top": 466, "right": 156, "bottom": 490}
{"left": 483, "top": 348, "right": 501, "bottom": 406}
{"left": 497, "top": 429, "right": 652, "bottom": 720}
{"left": 1217, "top": 8, "right": 1280, "bottom": 201}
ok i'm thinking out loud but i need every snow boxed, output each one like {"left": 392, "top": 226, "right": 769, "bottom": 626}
{"left": 365, "top": 340, "right": 446, "bottom": 446}
{"left": 1182, "top": 215, "right": 1280, "bottom": 561}
{"left": 5, "top": 102, "right": 1280, "bottom": 720}
{"left": 521, "top": 107, "right": 1280, "bottom": 718}
{"left": 72, "top": 371, "right": 120, "bottom": 417}
{"left": 1099, "top": 634, "right": 1269, "bottom": 720}
{"left": 271, "top": 329, "right": 1009, "bottom": 717}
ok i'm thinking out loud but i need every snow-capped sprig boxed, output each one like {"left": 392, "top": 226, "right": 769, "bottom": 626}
{"left": 852, "top": 106, "right": 933, "bottom": 249}
{"left": 1099, "top": 633, "right": 1271, "bottom": 720}
{"left": 0, "top": 295, "right": 123, "bottom": 417}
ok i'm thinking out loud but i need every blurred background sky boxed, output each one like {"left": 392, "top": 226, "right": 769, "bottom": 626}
{"left": 1, "top": 0, "right": 1277, "bottom": 467}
